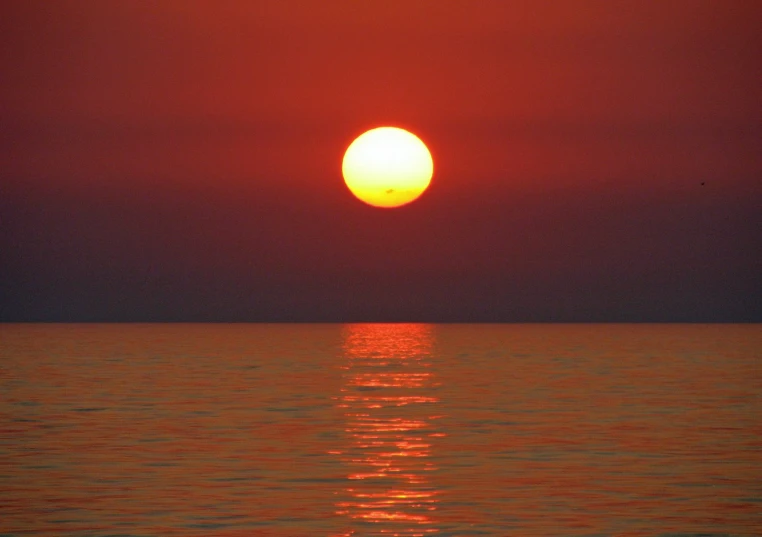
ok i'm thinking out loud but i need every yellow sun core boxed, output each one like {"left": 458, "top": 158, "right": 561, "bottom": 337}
{"left": 342, "top": 127, "right": 433, "bottom": 208}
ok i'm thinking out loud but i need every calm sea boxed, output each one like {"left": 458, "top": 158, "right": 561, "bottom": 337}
{"left": 1, "top": 323, "right": 760, "bottom": 536}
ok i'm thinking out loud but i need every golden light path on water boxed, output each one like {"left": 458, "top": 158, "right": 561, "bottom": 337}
{"left": 332, "top": 324, "right": 443, "bottom": 536}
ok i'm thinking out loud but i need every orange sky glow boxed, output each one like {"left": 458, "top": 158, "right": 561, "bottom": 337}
{"left": 1, "top": 1, "right": 760, "bottom": 321}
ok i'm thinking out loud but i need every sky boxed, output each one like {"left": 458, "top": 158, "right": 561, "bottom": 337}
{"left": 1, "top": 0, "right": 760, "bottom": 322}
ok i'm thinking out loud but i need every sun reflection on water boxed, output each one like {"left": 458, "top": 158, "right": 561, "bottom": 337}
{"left": 333, "top": 324, "right": 442, "bottom": 536}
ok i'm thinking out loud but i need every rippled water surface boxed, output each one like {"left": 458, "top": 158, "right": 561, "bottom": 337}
{"left": 1, "top": 323, "right": 760, "bottom": 536}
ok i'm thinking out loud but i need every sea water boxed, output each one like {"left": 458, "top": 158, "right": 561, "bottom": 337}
{"left": 1, "top": 323, "right": 760, "bottom": 536}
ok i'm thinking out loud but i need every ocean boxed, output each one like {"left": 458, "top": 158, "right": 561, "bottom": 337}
{"left": 1, "top": 323, "right": 760, "bottom": 536}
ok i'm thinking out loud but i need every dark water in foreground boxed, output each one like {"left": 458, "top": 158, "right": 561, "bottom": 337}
{"left": 1, "top": 323, "right": 760, "bottom": 536}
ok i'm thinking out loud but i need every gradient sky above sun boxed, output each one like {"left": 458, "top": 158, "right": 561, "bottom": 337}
{"left": 1, "top": 1, "right": 760, "bottom": 322}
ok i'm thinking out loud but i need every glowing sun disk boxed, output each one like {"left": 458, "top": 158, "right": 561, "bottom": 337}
{"left": 342, "top": 127, "right": 433, "bottom": 208}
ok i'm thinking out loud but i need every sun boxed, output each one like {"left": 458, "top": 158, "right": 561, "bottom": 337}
{"left": 342, "top": 127, "right": 433, "bottom": 208}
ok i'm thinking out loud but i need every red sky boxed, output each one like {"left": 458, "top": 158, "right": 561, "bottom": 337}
{"left": 1, "top": 1, "right": 760, "bottom": 321}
